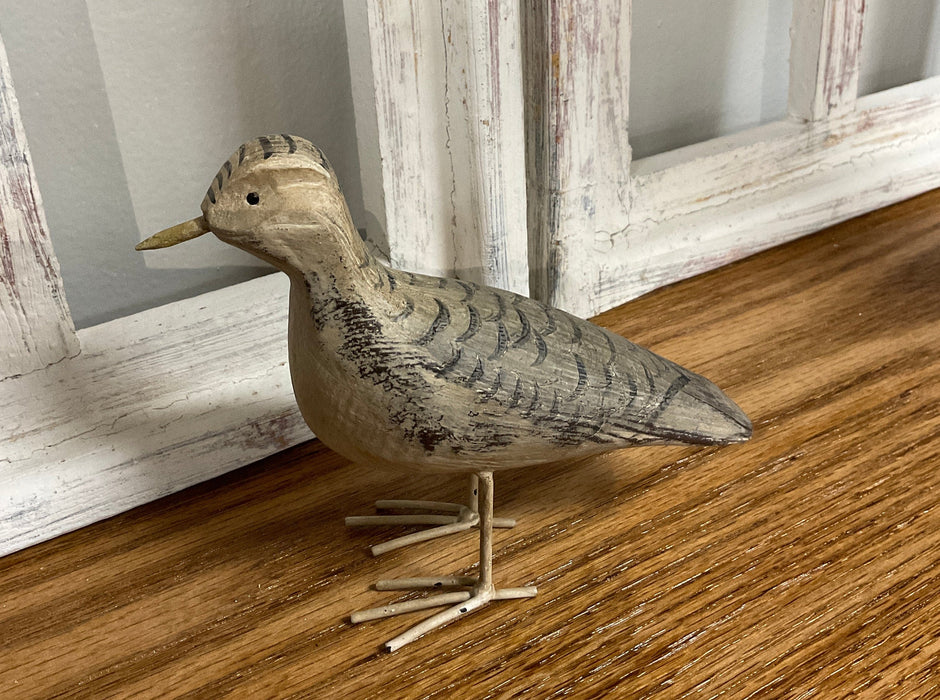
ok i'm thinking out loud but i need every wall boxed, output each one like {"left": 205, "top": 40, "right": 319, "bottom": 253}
{"left": 629, "top": 0, "right": 794, "bottom": 160}
{"left": 859, "top": 0, "right": 939, "bottom": 96}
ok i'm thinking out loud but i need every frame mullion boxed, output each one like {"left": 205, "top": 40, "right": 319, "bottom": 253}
{"left": 364, "top": 0, "right": 529, "bottom": 294}
{"left": 0, "top": 34, "right": 79, "bottom": 378}
{"left": 523, "top": 0, "right": 633, "bottom": 306}
{"left": 364, "top": 0, "right": 451, "bottom": 278}
{"left": 789, "top": 0, "right": 867, "bottom": 121}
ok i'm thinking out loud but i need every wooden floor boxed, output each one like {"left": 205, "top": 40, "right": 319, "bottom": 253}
{"left": 2, "top": 191, "right": 939, "bottom": 699}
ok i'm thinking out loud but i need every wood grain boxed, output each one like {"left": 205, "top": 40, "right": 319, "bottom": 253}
{"left": 440, "top": 0, "right": 529, "bottom": 293}
{"left": 1, "top": 191, "right": 938, "bottom": 697}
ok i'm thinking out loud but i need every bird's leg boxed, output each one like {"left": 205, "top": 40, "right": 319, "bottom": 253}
{"left": 350, "top": 471, "right": 538, "bottom": 652}
{"left": 467, "top": 472, "right": 479, "bottom": 515}
{"left": 345, "top": 473, "right": 516, "bottom": 556}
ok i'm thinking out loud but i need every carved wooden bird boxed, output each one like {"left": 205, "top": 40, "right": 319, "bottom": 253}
{"left": 137, "top": 134, "right": 751, "bottom": 651}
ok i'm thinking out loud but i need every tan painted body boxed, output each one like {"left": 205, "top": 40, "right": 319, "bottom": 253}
{"left": 136, "top": 134, "right": 751, "bottom": 650}
{"left": 285, "top": 261, "right": 749, "bottom": 474}
{"left": 139, "top": 134, "right": 750, "bottom": 476}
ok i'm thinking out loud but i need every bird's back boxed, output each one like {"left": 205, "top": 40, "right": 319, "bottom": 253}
{"left": 291, "top": 261, "right": 751, "bottom": 472}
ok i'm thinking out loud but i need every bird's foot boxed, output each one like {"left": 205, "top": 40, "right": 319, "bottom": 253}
{"left": 350, "top": 577, "right": 537, "bottom": 651}
{"left": 345, "top": 499, "right": 516, "bottom": 556}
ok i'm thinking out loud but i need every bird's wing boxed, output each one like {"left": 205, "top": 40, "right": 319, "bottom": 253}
{"left": 382, "top": 271, "right": 748, "bottom": 450}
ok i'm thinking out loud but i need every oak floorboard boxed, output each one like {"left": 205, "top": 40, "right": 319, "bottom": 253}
{"left": 1, "top": 190, "right": 938, "bottom": 698}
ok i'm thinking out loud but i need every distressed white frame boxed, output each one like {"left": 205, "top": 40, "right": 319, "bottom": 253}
{"left": 4, "top": 1, "right": 940, "bottom": 555}
{"left": 526, "top": 0, "right": 940, "bottom": 316}
{"left": 0, "top": 32, "right": 309, "bottom": 556}
{"left": 363, "top": 0, "right": 530, "bottom": 294}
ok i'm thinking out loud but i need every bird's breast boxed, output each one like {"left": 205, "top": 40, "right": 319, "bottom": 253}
{"left": 286, "top": 277, "right": 464, "bottom": 470}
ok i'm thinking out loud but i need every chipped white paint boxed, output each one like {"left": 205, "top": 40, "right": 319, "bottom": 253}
{"left": 0, "top": 273, "right": 307, "bottom": 556}
{"left": 525, "top": 1, "right": 940, "bottom": 317}
{"left": 365, "top": 0, "right": 529, "bottom": 295}
{"left": 551, "top": 76, "right": 940, "bottom": 318}
{"left": 523, "top": 0, "right": 633, "bottom": 305}
{"left": 0, "top": 34, "right": 78, "bottom": 378}
{"left": 789, "top": 0, "right": 867, "bottom": 121}
{"left": 0, "top": 36, "right": 305, "bottom": 555}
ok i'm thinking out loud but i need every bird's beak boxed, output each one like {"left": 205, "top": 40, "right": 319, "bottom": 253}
{"left": 135, "top": 216, "right": 210, "bottom": 250}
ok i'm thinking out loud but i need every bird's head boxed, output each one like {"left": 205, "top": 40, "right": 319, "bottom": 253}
{"left": 137, "top": 135, "right": 361, "bottom": 275}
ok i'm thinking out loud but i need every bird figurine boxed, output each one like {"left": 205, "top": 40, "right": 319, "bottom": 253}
{"left": 137, "top": 134, "right": 751, "bottom": 651}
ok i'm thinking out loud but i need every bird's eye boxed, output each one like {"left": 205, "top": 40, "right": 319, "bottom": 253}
{"left": 246, "top": 192, "right": 260, "bottom": 205}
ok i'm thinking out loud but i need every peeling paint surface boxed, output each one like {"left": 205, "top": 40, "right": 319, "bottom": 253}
{"left": 0, "top": 34, "right": 78, "bottom": 378}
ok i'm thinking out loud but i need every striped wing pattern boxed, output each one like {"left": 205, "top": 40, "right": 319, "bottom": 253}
{"left": 379, "top": 270, "right": 742, "bottom": 452}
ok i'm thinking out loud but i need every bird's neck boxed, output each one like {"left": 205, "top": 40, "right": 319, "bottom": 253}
{"left": 254, "top": 204, "right": 377, "bottom": 293}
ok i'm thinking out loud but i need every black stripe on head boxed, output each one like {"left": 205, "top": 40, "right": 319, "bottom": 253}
{"left": 299, "top": 139, "right": 330, "bottom": 171}
{"left": 257, "top": 135, "right": 335, "bottom": 177}
{"left": 205, "top": 136, "right": 335, "bottom": 213}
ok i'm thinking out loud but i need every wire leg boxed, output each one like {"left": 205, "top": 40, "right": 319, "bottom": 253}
{"left": 345, "top": 474, "right": 516, "bottom": 556}
{"left": 349, "top": 471, "right": 538, "bottom": 651}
